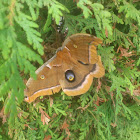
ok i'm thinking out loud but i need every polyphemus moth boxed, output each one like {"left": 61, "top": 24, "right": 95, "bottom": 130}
{"left": 24, "top": 33, "right": 105, "bottom": 103}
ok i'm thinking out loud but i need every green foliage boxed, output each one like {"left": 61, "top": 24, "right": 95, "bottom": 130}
{"left": 38, "top": 0, "right": 69, "bottom": 24}
{"left": 98, "top": 46, "right": 116, "bottom": 72}
{"left": 119, "top": 1, "right": 140, "bottom": 26}
{"left": 0, "top": 0, "right": 43, "bottom": 128}
{"left": 0, "top": 0, "right": 140, "bottom": 140}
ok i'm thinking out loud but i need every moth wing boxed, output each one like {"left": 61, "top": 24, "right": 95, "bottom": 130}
{"left": 59, "top": 62, "right": 95, "bottom": 96}
{"left": 24, "top": 56, "right": 62, "bottom": 103}
{"left": 59, "top": 55, "right": 105, "bottom": 96}
{"left": 63, "top": 33, "right": 102, "bottom": 64}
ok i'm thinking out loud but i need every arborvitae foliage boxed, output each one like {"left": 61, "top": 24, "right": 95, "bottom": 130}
{"left": 0, "top": 0, "right": 140, "bottom": 139}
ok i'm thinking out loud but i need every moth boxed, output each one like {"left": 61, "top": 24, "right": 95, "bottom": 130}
{"left": 24, "top": 33, "right": 105, "bottom": 103}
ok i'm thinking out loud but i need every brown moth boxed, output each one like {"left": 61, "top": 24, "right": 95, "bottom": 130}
{"left": 24, "top": 33, "right": 105, "bottom": 103}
